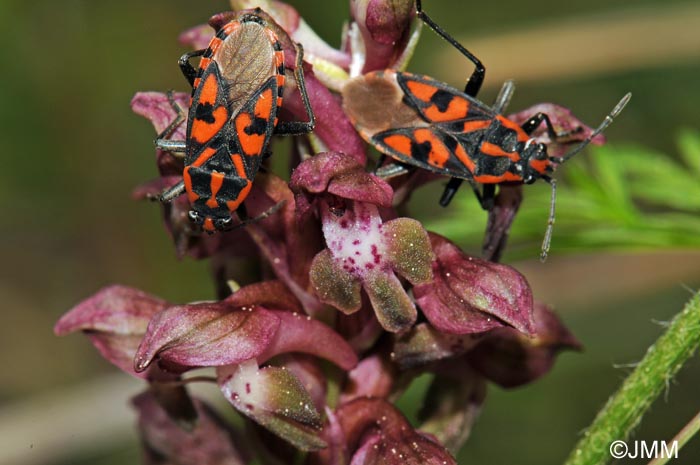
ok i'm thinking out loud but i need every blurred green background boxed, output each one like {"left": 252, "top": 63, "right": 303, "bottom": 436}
{"left": 1, "top": 0, "right": 699, "bottom": 464}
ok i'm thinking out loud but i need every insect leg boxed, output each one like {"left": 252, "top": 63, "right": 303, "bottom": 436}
{"left": 230, "top": 201, "right": 286, "bottom": 230}
{"left": 492, "top": 80, "right": 515, "bottom": 114}
{"left": 154, "top": 91, "right": 187, "bottom": 154}
{"left": 415, "top": 0, "right": 485, "bottom": 97}
{"left": 178, "top": 49, "right": 206, "bottom": 88}
{"left": 442, "top": 178, "right": 494, "bottom": 210}
{"left": 373, "top": 154, "right": 388, "bottom": 172}
{"left": 520, "top": 112, "right": 581, "bottom": 140}
{"left": 150, "top": 181, "right": 186, "bottom": 203}
{"left": 274, "top": 42, "right": 316, "bottom": 135}
{"left": 539, "top": 176, "right": 557, "bottom": 262}
{"left": 375, "top": 162, "right": 414, "bottom": 179}
{"left": 439, "top": 178, "right": 463, "bottom": 206}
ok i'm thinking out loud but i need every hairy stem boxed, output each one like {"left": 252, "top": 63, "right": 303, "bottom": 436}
{"left": 563, "top": 292, "right": 700, "bottom": 465}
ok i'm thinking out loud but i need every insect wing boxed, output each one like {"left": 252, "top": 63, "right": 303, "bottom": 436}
{"left": 225, "top": 76, "right": 278, "bottom": 184}
{"left": 396, "top": 73, "right": 498, "bottom": 142}
{"left": 185, "top": 64, "right": 231, "bottom": 165}
{"left": 372, "top": 126, "right": 476, "bottom": 179}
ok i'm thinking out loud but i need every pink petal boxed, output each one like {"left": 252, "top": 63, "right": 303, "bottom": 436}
{"left": 179, "top": 23, "right": 214, "bottom": 50}
{"left": 55, "top": 285, "right": 166, "bottom": 336}
{"left": 340, "top": 354, "right": 396, "bottom": 403}
{"left": 290, "top": 152, "right": 391, "bottom": 207}
{"left": 415, "top": 233, "right": 535, "bottom": 335}
{"left": 54, "top": 286, "right": 168, "bottom": 378}
{"left": 351, "top": 0, "right": 415, "bottom": 72}
{"left": 134, "top": 301, "right": 280, "bottom": 373}
{"left": 130, "top": 91, "right": 188, "bottom": 177}
{"left": 258, "top": 310, "right": 358, "bottom": 370}
{"left": 335, "top": 397, "right": 457, "bottom": 465}
{"left": 226, "top": 280, "right": 303, "bottom": 314}
{"left": 218, "top": 360, "right": 326, "bottom": 451}
{"left": 131, "top": 91, "right": 189, "bottom": 138}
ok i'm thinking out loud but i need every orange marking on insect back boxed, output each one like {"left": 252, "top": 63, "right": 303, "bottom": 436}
{"left": 497, "top": 115, "right": 530, "bottom": 142}
{"left": 231, "top": 154, "right": 247, "bottom": 178}
{"left": 193, "top": 77, "right": 201, "bottom": 89}
{"left": 198, "top": 73, "right": 219, "bottom": 105}
{"left": 383, "top": 134, "right": 413, "bottom": 157}
{"left": 198, "top": 57, "right": 212, "bottom": 71}
{"left": 405, "top": 80, "right": 437, "bottom": 103}
{"left": 473, "top": 174, "right": 507, "bottom": 183}
{"left": 481, "top": 142, "right": 520, "bottom": 162}
{"left": 206, "top": 172, "right": 225, "bottom": 209}
{"left": 235, "top": 113, "right": 266, "bottom": 156}
{"left": 183, "top": 167, "right": 199, "bottom": 203}
{"left": 265, "top": 28, "right": 280, "bottom": 43}
{"left": 529, "top": 159, "right": 550, "bottom": 174}
{"left": 474, "top": 172, "right": 522, "bottom": 183}
{"left": 462, "top": 120, "right": 492, "bottom": 132}
{"left": 208, "top": 37, "right": 223, "bottom": 55}
{"left": 276, "top": 97, "right": 283, "bottom": 107}
{"left": 203, "top": 217, "right": 216, "bottom": 232}
{"left": 424, "top": 96, "right": 469, "bottom": 122}
{"left": 191, "top": 106, "right": 229, "bottom": 144}
{"left": 414, "top": 128, "right": 450, "bottom": 168}
{"left": 226, "top": 180, "right": 252, "bottom": 211}
{"left": 274, "top": 50, "right": 284, "bottom": 67}
{"left": 254, "top": 88, "right": 274, "bottom": 119}
{"left": 222, "top": 21, "right": 241, "bottom": 35}
{"left": 453, "top": 143, "right": 475, "bottom": 173}
{"left": 276, "top": 74, "right": 285, "bottom": 88}
{"left": 192, "top": 147, "right": 218, "bottom": 168}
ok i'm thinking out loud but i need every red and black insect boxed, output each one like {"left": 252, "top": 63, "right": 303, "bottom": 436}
{"left": 342, "top": 0, "right": 629, "bottom": 257}
{"left": 155, "top": 9, "right": 314, "bottom": 233}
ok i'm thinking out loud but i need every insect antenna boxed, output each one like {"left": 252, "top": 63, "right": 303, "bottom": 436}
{"left": 551, "top": 92, "right": 631, "bottom": 164}
{"left": 230, "top": 200, "right": 287, "bottom": 230}
{"left": 540, "top": 177, "right": 557, "bottom": 263}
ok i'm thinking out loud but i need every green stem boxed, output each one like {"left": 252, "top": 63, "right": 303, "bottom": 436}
{"left": 563, "top": 292, "right": 700, "bottom": 465}
{"left": 646, "top": 410, "right": 700, "bottom": 465}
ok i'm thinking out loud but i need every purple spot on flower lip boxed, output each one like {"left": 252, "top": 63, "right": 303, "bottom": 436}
{"left": 355, "top": 251, "right": 361, "bottom": 256}
{"left": 340, "top": 220, "right": 349, "bottom": 228}
{"left": 365, "top": 263, "right": 374, "bottom": 270}
{"left": 245, "top": 383, "right": 251, "bottom": 394}
{"left": 371, "top": 244, "right": 381, "bottom": 264}
{"left": 245, "top": 404, "right": 254, "bottom": 411}
{"left": 352, "top": 239, "right": 360, "bottom": 245}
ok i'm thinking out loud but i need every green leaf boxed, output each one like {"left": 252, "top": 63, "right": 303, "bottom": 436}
{"left": 678, "top": 128, "right": 700, "bottom": 176}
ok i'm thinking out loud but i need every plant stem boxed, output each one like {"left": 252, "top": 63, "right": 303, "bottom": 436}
{"left": 563, "top": 292, "right": 700, "bottom": 465}
{"left": 646, "top": 410, "right": 700, "bottom": 465}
